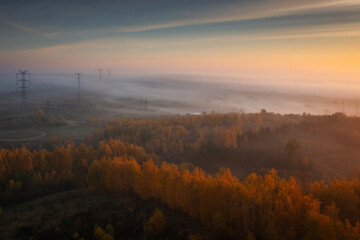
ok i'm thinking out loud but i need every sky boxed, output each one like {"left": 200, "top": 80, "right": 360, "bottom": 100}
{"left": 0, "top": 0, "right": 359, "bottom": 86}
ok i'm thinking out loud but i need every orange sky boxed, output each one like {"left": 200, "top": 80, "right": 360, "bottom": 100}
{"left": 0, "top": 0, "right": 359, "bottom": 85}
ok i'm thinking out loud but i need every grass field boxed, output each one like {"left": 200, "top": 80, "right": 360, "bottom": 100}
{"left": 0, "top": 130, "right": 45, "bottom": 141}
{"left": 42, "top": 124, "right": 97, "bottom": 140}
{"left": 0, "top": 125, "right": 97, "bottom": 142}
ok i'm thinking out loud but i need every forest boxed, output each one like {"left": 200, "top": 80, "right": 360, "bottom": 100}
{"left": 2, "top": 112, "right": 360, "bottom": 239}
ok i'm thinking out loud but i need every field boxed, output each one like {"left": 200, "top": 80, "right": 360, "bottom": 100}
{"left": 0, "top": 83, "right": 204, "bottom": 146}
{"left": 0, "top": 123, "right": 98, "bottom": 148}
{"left": 0, "top": 130, "right": 46, "bottom": 141}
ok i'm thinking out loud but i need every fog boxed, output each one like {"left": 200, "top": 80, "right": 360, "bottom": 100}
{"left": 0, "top": 71, "right": 359, "bottom": 116}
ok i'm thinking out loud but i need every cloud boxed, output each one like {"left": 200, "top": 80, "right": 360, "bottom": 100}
{"left": 5, "top": 20, "right": 359, "bottom": 59}
{"left": 4, "top": 20, "right": 62, "bottom": 38}
{"left": 5, "top": 21, "right": 39, "bottom": 33}
{"left": 1, "top": 0, "right": 359, "bottom": 52}
{"left": 42, "top": 32, "right": 63, "bottom": 38}
{"left": 109, "top": 0, "right": 360, "bottom": 33}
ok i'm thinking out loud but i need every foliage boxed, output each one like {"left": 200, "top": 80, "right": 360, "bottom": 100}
{"left": 144, "top": 208, "right": 166, "bottom": 236}
{"left": 87, "top": 156, "right": 360, "bottom": 239}
{"left": 284, "top": 138, "right": 299, "bottom": 160}
{"left": 72, "top": 232, "right": 79, "bottom": 239}
{"left": 94, "top": 225, "right": 114, "bottom": 240}
{"left": 3, "top": 112, "right": 360, "bottom": 239}
{"left": 0, "top": 139, "right": 154, "bottom": 205}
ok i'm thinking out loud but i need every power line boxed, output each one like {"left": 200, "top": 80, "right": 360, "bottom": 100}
{"left": 16, "top": 70, "right": 31, "bottom": 105}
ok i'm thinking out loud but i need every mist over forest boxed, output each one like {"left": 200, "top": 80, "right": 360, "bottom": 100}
{"left": 1, "top": 72, "right": 359, "bottom": 116}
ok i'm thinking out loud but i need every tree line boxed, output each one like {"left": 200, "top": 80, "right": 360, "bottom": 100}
{"left": 86, "top": 112, "right": 360, "bottom": 180}
{"left": 0, "top": 139, "right": 155, "bottom": 205}
{"left": 86, "top": 112, "right": 306, "bottom": 156}
{"left": 85, "top": 153, "right": 360, "bottom": 239}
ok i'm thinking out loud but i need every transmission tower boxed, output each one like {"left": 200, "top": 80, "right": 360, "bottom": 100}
{"left": 108, "top": 69, "right": 111, "bottom": 80}
{"left": 98, "top": 69, "right": 102, "bottom": 81}
{"left": 46, "top": 100, "right": 50, "bottom": 115}
{"left": 75, "top": 72, "right": 82, "bottom": 104}
{"left": 16, "top": 70, "right": 31, "bottom": 105}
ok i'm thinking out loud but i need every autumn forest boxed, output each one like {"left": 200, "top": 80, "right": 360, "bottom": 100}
{"left": 2, "top": 112, "right": 360, "bottom": 239}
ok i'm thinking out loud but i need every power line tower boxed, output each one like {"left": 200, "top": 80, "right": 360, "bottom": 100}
{"left": 98, "top": 69, "right": 102, "bottom": 81}
{"left": 46, "top": 100, "right": 50, "bottom": 115}
{"left": 144, "top": 98, "right": 148, "bottom": 109}
{"left": 108, "top": 69, "right": 111, "bottom": 80}
{"left": 16, "top": 70, "right": 31, "bottom": 105}
{"left": 75, "top": 72, "right": 82, "bottom": 104}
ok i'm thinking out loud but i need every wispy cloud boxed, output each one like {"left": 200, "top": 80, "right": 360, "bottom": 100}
{"left": 7, "top": 21, "right": 359, "bottom": 57}
{"left": 42, "top": 32, "right": 63, "bottom": 38}
{"left": 109, "top": 0, "right": 360, "bottom": 33}
{"left": 4, "top": 20, "right": 62, "bottom": 38}
{"left": 5, "top": 21, "right": 38, "bottom": 33}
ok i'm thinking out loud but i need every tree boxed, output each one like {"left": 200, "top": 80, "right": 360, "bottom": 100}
{"left": 89, "top": 117, "right": 95, "bottom": 126}
{"left": 144, "top": 208, "right": 166, "bottom": 236}
{"left": 72, "top": 232, "right": 79, "bottom": 239}
{"left": 36, "top": 110, "right": 47, "bottom": 125}
{"left": 73, "top": 159, "right": 88, "bottom": 187}
{"left": 94, "top": 225, "right": 114, "bottom": 240}
{"left": 135, "top": 160, "right": 159, "bottom": 199}
{"left": 285, "top": 138, "right": 299, "bottom": 160}
{"left": 105, "top": 224, "right": 114, "bottom": 238}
